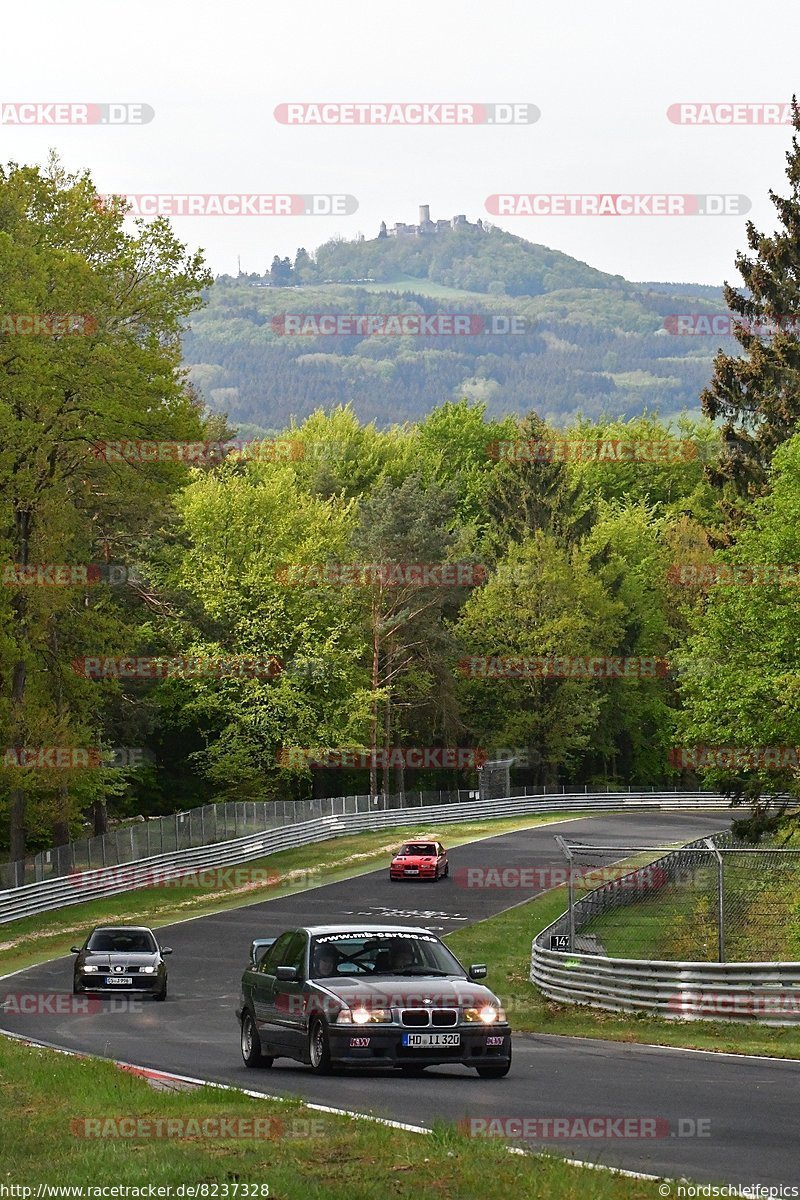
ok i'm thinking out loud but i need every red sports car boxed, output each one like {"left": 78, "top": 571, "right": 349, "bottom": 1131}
{"left": 389, "top": 839, "right": 449, "bottom": 881}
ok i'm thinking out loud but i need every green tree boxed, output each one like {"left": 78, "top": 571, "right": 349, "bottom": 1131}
{"left": 0, "top": 156, "right": 210, "bottom": 858}
{"left": 702, "top": 100, "right": 800, "bottom": 498}
{"left": 676, "top": 431, "right": 800, "bottom": 830}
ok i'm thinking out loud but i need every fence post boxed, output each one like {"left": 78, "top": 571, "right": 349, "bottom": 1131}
{"left": 554, "top": 835, "right": 575, "bottom": 952}
{"left": 705, "top": 838, "right": 724, "bottom": 963}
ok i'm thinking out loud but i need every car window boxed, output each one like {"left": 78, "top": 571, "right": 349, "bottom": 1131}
{"left": 260, "top": 931, "right": 293, "bottom": 974}
{"left": 310, "top": 931, "right": 465, "bottom": 977}
{"left": 87, "top": 929, "right": 156, "bottom": 953}
{"left": 399, "top": 843, "right": 436, "bottom": 856}
{"left": 280, "top": 931, "right": 307, "bottom": 975}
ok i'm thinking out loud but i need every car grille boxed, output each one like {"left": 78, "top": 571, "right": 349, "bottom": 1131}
{"left": 400, "top": 1008, "right": 458, "bottom": 1027}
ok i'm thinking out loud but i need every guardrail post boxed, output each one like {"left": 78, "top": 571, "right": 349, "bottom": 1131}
{"left": 705, "top": 838, "right": 725, "bottom": 963}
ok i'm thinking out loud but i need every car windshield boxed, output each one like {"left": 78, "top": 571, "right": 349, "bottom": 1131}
{"left": 87, "top": 929, "right": 157, "bottom": 953}
{"left": 398, "top": 843, "right": 437, "bottom": 856}
{"left": 309, "top": 931, "right": 465, "bottom": 978}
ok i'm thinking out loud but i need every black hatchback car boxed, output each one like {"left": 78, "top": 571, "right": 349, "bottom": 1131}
{"left": 237, "top": 924, "right": 511, "bottom": 1076}
{"left": 71, "top": 925, "right": 172, "bottom": 1000}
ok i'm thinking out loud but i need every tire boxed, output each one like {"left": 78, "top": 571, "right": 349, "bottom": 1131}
{"left": 154, "top": 980, "right": 168, "bottom": 1001}
{"left": 443, "top": 862, "right": 449, "bottom": 878}
{"left": 476, "top": 1052, "right": 512, "bottom": 1079}
{"left": 72, "top": 980, "right": 83, "bottom": 996}
{"left": 241, "top": 1011, "right": 273, "bottom": 1069}
{"left": 308, "top": 1018, "right": 333, "bottom": 1074}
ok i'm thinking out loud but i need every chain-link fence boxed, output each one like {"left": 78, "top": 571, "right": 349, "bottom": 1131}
{"left": 1, "top": 781, "right": 699, "bottom": 890}
{"left": 553, "top": 833, "right": 800, "bottom": 963}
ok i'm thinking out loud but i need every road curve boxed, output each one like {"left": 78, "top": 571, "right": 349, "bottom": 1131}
{"left": 3, "top": 811, "right": 798, "bottom": 1187}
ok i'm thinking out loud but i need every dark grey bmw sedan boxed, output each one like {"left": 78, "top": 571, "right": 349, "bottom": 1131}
{"left": 237, "top": 924, "right": 511, "bottom": 1077}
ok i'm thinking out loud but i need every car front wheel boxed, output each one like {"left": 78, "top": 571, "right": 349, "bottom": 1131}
{"left": 308, "top": 1019, "right": 332, "bottom": 1074}
{"left": 476, "top": 1049, "right": 511, "bottom": 1079}
{"left": 241, "top": 1012, "right": 273, "bottom": 1068}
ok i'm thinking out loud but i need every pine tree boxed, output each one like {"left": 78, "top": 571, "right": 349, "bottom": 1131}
{"left": 702, "top": 98, "right": 800, "bottom": 497}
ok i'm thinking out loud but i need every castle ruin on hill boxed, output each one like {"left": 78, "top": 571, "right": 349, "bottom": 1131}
{"left": 379, "top": 205, "right": 485, "bottom": 239}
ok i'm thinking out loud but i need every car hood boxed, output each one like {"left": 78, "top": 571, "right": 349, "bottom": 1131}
{"left": 83, "top": 952, "right": 160, "bottom": 967}
{"left": 392, "top": 856, "right": 436, "bottom": 864}
{"left": 311, "top": 977, "right": 499, "bottom": 1008}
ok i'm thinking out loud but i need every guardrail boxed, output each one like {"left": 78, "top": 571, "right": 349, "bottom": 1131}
{"left": 0, "top": 790, "right": 728, "bottom": 924}
{"left": 530, "top": 829, "right": 800, "bottom": 1025}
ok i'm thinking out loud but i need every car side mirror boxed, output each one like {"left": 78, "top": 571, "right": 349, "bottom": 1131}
{"left": 161, "top": 947, "right": 173, "bottom": 955}
{"left": 276, "top": 965, "right": 299, "bottom": 982}
{"left": 70, "top": 947, "right": 81, "bottom": 954}
{"left": 468, "top": 964, "right": 487, "bottom": 980}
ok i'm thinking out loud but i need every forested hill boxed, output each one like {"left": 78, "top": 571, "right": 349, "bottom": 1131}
{"left": 302, "top": 224, "right": 623, "bottom": 294}
{"left": 183, "top": 225, "right": 730, "bottom": 433}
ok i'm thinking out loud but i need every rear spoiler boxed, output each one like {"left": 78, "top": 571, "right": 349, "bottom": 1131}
{"left": 249, "top": 937, "right": 276, "bottom": 966}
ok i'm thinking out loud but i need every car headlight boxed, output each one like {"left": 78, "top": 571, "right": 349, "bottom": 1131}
{"left": 82, "top": 964, "right": 98, "bottom": 973}
{"left": 464, "top": 1004, "right": 506, "bottom": 1024}
{"left": 139, "top": 966, "right": 156, "bottom": 974}
{"left": 335, "top": 1006, "right": 391, "bottom": 1025}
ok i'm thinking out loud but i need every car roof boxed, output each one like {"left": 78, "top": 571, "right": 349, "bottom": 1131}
{"left": 90, "top": 925, "right": 155, "bottom": 934}
{"left": 300, "top": 924, "right": 436, "bottom": 936}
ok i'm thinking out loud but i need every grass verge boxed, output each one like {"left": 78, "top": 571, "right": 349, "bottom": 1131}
{"left": 0, "top": 1035, "right": 666, "bottom": 1196}
{"left": 445, "top": 886, "right": 800, "bottom": 1059}
{"left": 0, "top": 811, "right": 585, "bottom": 979}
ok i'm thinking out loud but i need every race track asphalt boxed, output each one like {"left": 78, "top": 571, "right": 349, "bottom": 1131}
{"left": 3, "top": 810, "right": 798, "bottom": 1188}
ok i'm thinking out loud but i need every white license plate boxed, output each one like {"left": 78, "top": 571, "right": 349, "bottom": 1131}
{"left": 402, "top": 1032, "right": 460, "bottom": 1047}
{"left": 404, "top": 869, "right": 419, "bottom": 875}
{"left": 104, "top": 976, "right": 133, "bottom": 985}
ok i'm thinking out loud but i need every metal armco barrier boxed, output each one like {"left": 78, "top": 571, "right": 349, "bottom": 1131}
{"left": 0, "top": 790, "right": 727, "bottom": 924}
{"left": 531, "top": 829, "right": 800, "bottom": 1025}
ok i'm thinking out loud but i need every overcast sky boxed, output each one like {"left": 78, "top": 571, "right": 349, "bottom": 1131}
{"left": 3, "top": 0, "right": 799, "bottom": 285}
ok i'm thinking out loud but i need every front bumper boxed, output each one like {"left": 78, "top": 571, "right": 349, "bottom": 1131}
{"left": 76, "top": 974, "right": 163, "bottom": 993}
{"left": 327, "top": 1023, "right": 511, "bottom": 1067}
{"left": 389, "top": 867, "right": 437, "bottom": 879}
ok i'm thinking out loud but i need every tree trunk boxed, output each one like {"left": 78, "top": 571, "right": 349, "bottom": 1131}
{"left": 369, "top": 596, "right": 380, "bottom": 799}
{"left": 8, "top": 504, "right": 31, "bottom": 862}
{"left": 52, "top": 781, "right": 72, "bottom": 847}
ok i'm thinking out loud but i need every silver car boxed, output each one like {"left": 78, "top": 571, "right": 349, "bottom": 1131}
{"left": 71, "top": 925, "right": 172, "bottom": 1000}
